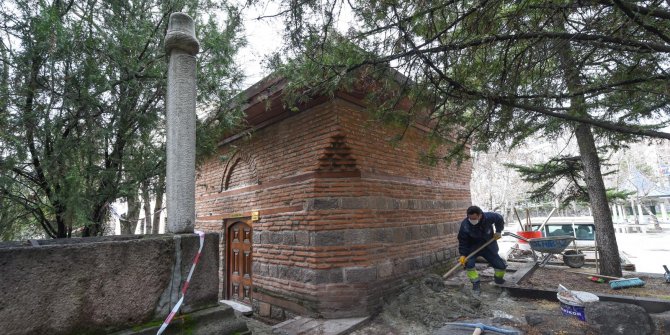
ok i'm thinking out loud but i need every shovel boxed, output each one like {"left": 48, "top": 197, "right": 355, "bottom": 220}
{"left": 443, "top": 237, "right": 497, "bottom": 279}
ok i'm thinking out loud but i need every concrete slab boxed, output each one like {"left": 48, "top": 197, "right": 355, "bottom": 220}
{"left": 272, "top": 316, "right": 369, "bottom": 335}
{"left": 220, "top": 300, "right": 253, "bottom": 316}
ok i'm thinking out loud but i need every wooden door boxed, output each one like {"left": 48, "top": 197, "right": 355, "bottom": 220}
{"left": 227, "top": 221, "right": 252, "bottom": 304}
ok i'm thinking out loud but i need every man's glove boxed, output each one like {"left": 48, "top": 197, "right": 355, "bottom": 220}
{"left": 494, "top": 232, "right": 502, "bottom": 240}
{"left": 458, "top": 256, "right": 467, "bottom": 266}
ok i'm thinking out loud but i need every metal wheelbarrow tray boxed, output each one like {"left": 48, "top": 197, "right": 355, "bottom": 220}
{"left": 505, "top": 232, "right": 576, "bottom": 267}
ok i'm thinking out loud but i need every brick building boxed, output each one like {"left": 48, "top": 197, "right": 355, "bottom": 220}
{"left": 194, "top": 76, "right": 472, "bottom": 320}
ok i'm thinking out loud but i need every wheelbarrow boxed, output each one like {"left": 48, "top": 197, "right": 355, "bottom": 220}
{"left": 504, "top": 232, "right": 583, "bottom": 267}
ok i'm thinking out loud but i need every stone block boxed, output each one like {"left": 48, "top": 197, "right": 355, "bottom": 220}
{"left": 409, "top": 226, "right": 422, "bottom": 240}
{"left": 341, "top": 197, "right": 368, "bottom": 209}
{"left": 312, "top": 198, "right": 340, "bottom": 210}
{"left": 585, "top": 301, "right": 654, "bottom": 335}
{"left": 392, "top": 227, "right": 408, "bottom": 243}
{"left": 315, "top": 268, "right": 344, "bottom": 284}
{"left": 268, "top": 264, "right": 279, "bottom": 278}
{"left": 300, "top": 268, "right": 317, "bottom": 284}
{"left": 259, "top": 302, "right": 271, "bottom": 317}
{"left": 281, "top": 231, "right": 295, "bottom": 244}
{"left": 259, "top": 230, "right": 271, "bottom": 244}
{"left": 436, "top": 223, "right": 445, "bottom": 236}
{"left": 294, "top": 231, "right": 310, "bottom": 246}
{"left": 407, "top": 199, "right": 417, "bottom": 209}
{"left": 421, "top": 254, "right": 431, "bottom": 267}
{"left": 312, "top": 231, "right": 344, "bottom": 246}
{"left": 344, "top": 229, "right": 368, "bottom": 245}
{"left": 286, "top": 265, "right": 302, "bottom": 281}
{"left": 345, "top": 267, "right": 377, "bottom": 283}
{"left": 378, "top": 261, "right": 393, "bottom": 278}
{"left": 408, "top": 257, "right": 422, "bottom": 271}
{"left": 650, "top": 311, "right": 670, "bottom": 334}
{"left": 252, "top": 231, "right": 261, "bottom": 244}
{"left": 371, "top": 228, "right": 391, "bottom": 243}
{"left": 269, "top": 232, "right": 284, "bottom": 244}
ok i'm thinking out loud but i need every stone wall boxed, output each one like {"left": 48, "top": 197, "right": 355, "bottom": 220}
{"left": 195, "top": 96, "right": 471, "bottom": 319}
{"left": 0, "top": 234, "right": 223, "bottom": 335}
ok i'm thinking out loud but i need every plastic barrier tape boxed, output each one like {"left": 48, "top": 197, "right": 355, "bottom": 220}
{"left": 157, "top": 231, "right": 205, "bottom": 335}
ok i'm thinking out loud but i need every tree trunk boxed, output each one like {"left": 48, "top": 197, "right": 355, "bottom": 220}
{"left": 151, "top": 174, "right": 164, "bottom": 234}
{"left": 553, "top": 17, "right": 622, "bottom": 277}
{"left": 639, "top": 199, "right": 661, "bottom": 229}
{"left": 121, "top": 191, "right": 141, "bottom": 235}
{"left": 574, "top": 124, "right": 622, "bottom": 277}
{"left": 142, "top": 180, "right": 151, "bottom": 234}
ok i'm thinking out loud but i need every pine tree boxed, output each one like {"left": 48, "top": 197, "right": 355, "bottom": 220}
{"left": 0, "top": 0, "right": 244, "bottom": 238}
{"left": 254, "top": 0, "right": 670, "bottom": 276}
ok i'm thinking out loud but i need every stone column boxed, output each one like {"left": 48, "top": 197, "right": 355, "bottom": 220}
{"left": 637, "top": 203, "right": 645, "bottom": 224}
{"left": 661, "top": 202, "right": 668, "bottom": 222}
{"left": 165, "top": 13, "right": 199, "bottom": 234}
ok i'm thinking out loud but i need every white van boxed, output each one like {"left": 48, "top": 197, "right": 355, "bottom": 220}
{"left": 527, "top": 217, "right": 595, "bottom": 248}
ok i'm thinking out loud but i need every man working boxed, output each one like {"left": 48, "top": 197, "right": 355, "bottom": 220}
{"left": 457, "top": 206, "right": 507, "bottom": 295}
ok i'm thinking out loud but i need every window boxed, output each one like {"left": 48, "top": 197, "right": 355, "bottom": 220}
{"left": 575, "top": 225, "right": 595, "bottom": 240}
{"left": 546, "top": 224, "right": 574, "bottom": 237}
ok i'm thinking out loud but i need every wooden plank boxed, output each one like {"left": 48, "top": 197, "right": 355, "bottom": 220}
{"left": 503, "top": 262, "right": 539, "bottom": 286}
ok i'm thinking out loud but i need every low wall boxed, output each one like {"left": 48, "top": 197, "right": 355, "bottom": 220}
{"left": 0, "top": 233, "right": 221, "bottom": 335}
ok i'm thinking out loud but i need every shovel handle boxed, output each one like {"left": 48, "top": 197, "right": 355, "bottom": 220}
{"left": 443, "top": 237, "right": 498, "bottom": 278}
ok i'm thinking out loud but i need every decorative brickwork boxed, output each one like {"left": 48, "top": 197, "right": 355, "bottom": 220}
{"left": 316, "top": 134, "right": 358, "bottom": 172}
{"left": 221, "top": 150, "right": 259, "bottom": 191}
{"left": 195, "top": 86, "right": 471, "bottom": 320}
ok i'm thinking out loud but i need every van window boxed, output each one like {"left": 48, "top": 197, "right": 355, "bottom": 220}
{"left": 546, "top": 224, "right": 574, "bottom": 237}
{"left": 575, "top": 225, "right": 595, "bottom": 240}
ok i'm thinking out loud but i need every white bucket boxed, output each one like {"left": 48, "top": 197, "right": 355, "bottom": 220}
{"left": 557, "top": 291, "right": 599, "bottom": 321}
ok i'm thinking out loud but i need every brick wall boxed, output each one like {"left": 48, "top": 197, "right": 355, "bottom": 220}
{"left": 195, "top": 96, "right": 472, "bottom": 319}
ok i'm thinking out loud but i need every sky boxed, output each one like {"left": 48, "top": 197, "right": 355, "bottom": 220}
{"left": 234, "top": 2, "right": 285, "bottom": 87}
{"left": 232, "top": 1, "right": 357, "bottom": 88}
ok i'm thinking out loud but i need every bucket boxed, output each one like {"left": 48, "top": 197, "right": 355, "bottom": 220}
{"left": 557, "top": 291, "right": 599, "bottom": 321}
{"left": 516, "top": 231, "right": 543, "bottom": 244}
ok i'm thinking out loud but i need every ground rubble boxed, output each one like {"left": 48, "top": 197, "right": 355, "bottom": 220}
{"left": 242, "top": 265, "right": 667, "bottom": 334}
{"left": 349, "top": 267, "right": 599, "bottom": 335}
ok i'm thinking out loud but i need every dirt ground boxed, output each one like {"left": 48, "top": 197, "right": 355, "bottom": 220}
{"left": 241, "top": 265, "right": 669, "bottom": 334}
{"left": 521, "top": 266, "right": 670, "bottom": 299}
{"left": 347, "top": 268, "right": 598, "bottom": 335}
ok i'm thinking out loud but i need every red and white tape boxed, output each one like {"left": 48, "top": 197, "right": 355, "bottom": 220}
{"left": 157, "top": 230, "right": 205, "bottom": 335}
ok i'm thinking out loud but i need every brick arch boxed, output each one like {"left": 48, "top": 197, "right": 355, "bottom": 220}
{"left": 220, "top": 150, "right": 259, "bottom": 191}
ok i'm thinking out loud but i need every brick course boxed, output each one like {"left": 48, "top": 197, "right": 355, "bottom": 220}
{"left": 195, "top": 92, "right": 471, "bottom": 319}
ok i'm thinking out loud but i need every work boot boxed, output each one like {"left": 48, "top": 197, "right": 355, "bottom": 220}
{"left": 494, "top": 277, "right": 505, "bottom": 285}
{"left": 472, "top": 280, "right": 481, "bottom": 296}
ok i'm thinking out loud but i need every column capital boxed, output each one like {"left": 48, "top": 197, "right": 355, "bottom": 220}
{"left": 165, "top": 13, "right": 200, "bottom": 55}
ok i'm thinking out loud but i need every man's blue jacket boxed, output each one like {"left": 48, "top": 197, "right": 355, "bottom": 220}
{"left": 457, "top": 212, "right": 505, "bottom": 256}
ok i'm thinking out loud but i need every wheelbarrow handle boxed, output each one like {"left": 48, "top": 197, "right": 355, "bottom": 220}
{"left": 503, "top": 231, "right": 530, "bottom": 242}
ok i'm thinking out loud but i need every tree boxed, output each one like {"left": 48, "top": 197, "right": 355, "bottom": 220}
{"left": 0, "top": 0, "right": 244, "bottom": 239}
{"left": 254, "top": 0, "right": 670, "bottom": 276}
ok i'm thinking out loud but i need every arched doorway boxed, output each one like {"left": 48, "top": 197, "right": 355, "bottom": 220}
{"left": 226, "top": 220, "right": 252, "bottom": 304}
